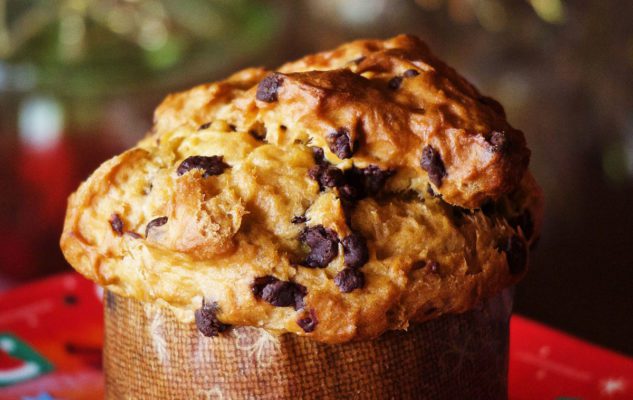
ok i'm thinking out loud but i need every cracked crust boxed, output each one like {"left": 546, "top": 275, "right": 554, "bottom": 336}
{"left": 61, "top": 35, "right": 542, "bottom": 343}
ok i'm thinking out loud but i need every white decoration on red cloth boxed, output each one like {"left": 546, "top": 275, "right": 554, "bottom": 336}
{"left": 600, "top": 377, "right": 627, "bottom": 396}
{"left": 0, "top": 300, "right": 53, "bottom": 329}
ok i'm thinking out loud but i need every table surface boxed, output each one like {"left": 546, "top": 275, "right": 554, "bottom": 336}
{"left": 0, "top": 273, "right": 631, "bottom": 400}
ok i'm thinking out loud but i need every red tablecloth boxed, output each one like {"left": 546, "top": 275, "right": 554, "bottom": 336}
{"left": 0, "top": 273, "right": 631, "bottom": 400}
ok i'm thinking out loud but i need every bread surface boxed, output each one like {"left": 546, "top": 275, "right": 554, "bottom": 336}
{"left": 61, "top": 35, "right": 542, "bottom": 343}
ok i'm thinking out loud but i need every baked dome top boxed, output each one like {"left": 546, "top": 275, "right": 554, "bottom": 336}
{"left": 61, "top": 35, "right": 542, "bottom": 343}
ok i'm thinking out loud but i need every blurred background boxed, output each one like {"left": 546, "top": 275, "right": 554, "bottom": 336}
{"left": 0, "top": 0, "right": 631, "bottom": 355}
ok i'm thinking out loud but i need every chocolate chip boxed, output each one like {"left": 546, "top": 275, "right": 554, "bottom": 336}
{"left": 311, "top": 146, "right": 326, "bottom": 164}
{"left": 256, "top": 73, "right": 283, "bottom": 102}
{"left": 177, "top": 155, "right": 229, "bottom": 178}
{"left": 252, "top": 276, "right": 306, "bottom": 310}
{"left": 308, "top": 165, "right": 324, "bottom": 182}
{"left": 339, "top": 165, "right": 395, "bottom": 200}
{"left": 126, "top": 231, "right": 143, "bottom": 239}
{"left": 359, "top": 165, "right": 395, "bottom": 195}
{"left": 323, "top": 166, "right": 346, "bottom": 188}
{"left": 297, "top": 309, "right": 318, "bottom": 333}
{"left": 388, "top": 76, "right": 403, "bottom": 90}
{"left": 497, "top": 235, "right": 528, "bottom": 275}
{"left": 342, "top": 233, "right": 369, "bottom": 269}
{"left": 300, "top": 225, "right": 339, "bottom": 268}
{"left": 403, "top": 69, "right": 420, "bottom": 78}
{"left": 308, "top": 147, "right": 343, "bottom": 190}
{"left": 308, "top": 164, "right": 344, "bottom": 190}
{"left": 487, "top": 131, "right": 508, "bottom": 153}
{"left": 251, "top": 276, "right": 278, "bottom": 298}
{"left": 308, "top": 151, "right": 394, "bottom": 199}
{"left": 291, "top": 215, "right": 307, "bottom": 224}
{"left": 334, "top": 268, "right": 365, "bottom": 293}
{"left": 109, "top": 214, "right": 123, "bottom": 236}
{"left": 198, "top": 122, "right": 211, "bottom": 130}
{"left": 195, "top": 300, "right": 230, "bottom": 337}
{"left": 508, "top": 210, "right": 534, "bottom": 240}
{"left": 420, "top": 145, "right": 447, "bottom": 187}
{"left": 261, "top": 281, "right": 296, "bottom": 307}
{"left": 327, "top": 127, "right": 354, "bottom": 159}
{"left": 228, "top": 124, "right": 237, "bottom": 132}
{"left": 145, "top": 216, "right": 168, "bottom": 237}
{"left": 339, "top": 167, "right": 364, "bottom": 198}
{"left": 338, "top": 184, "right": 359, "bottom": 200}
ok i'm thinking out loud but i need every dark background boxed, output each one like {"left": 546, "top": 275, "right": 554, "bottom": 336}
{"left": 1, "top": 0, "right": 632, "bottom": 355}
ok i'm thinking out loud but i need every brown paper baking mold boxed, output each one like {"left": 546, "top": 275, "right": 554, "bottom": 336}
{"left": 104, "top": 289, "right": 512, "bottom": 399}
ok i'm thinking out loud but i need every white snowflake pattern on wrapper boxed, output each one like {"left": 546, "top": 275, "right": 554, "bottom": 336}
{"left": 233, "top": 326, "right": 281, "bottom": 368}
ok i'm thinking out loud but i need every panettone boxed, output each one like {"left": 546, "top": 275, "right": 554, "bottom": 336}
{"left": 61, "top": 34, "right": 542, "bottom": 344}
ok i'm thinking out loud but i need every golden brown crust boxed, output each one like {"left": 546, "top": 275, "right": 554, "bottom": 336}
{"left": 61, "top": 35, "right": 542, "bottom": 343}
{"left": 153, "top": 35, "right": 530, "bottom": 208}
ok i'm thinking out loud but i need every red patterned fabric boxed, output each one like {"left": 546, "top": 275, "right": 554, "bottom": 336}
{"left": 0, "top": 273, "right": 631, "bottom": 399}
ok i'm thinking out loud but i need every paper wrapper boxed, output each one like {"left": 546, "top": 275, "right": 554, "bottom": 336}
{"left": 104, "top": 289, "right": 513, "bottom": 399}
